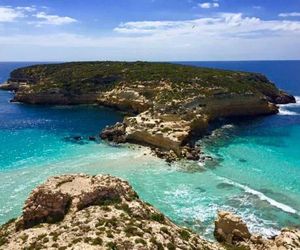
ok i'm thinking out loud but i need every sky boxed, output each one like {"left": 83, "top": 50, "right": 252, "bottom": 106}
{"left": 0, "top": 0, "right": 300, "bottom": 61}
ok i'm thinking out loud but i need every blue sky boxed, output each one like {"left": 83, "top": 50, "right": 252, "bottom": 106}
{"left": 0, "top": 0, "right": 300, "bottom": 61}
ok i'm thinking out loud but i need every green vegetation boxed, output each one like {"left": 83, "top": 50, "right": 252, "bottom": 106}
{"left": 10, "top": 61, "right": 280, "bottom": 102}
{"left": 179, "top": 229, "right": 190, "bottom": 241}
{"left": 150, "top": 212, "right": 165, "bottom": 223}
{"left": 135, "top": 238, "right": 147, "bottom": 245}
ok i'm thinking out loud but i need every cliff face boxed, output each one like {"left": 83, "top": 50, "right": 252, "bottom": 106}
{"left": 0, "top": 174, "right": 223, "bottom": 250}
{"left": 0, "top": 174, "right": 299, "bottom": 250}
{"left": 0, "top": 61, "right": 295, "bottom": 159}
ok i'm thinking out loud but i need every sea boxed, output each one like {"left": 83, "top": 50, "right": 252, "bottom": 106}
{"left": 0, "top": 61, "right": 299, "bottom": 239}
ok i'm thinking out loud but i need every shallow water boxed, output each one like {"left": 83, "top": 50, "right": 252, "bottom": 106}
{"left": 0, "top": 61, "right": 299, "bottom": 239}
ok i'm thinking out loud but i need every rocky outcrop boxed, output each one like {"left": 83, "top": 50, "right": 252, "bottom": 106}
{"left": 0, "top": 174, "right": 223, "bottom": 250}
{"left": 2, "top": 62, "right": 296, "bottom": 161}
{"left": 100, "top": 123, "right": 127, "bottom": 143}
{"left": 214, "top": 211, "right": 251, "bottom": 244}
{"left": 273, "top": 91, "right": 296, "bottom": 104}
{"left": 0, "top": 83, "right": 18, "bottom": 91}
{"left": 214, "top": 211, "right": 300, "bottom": 250}
{"left": 12, "top": 91, "right": 100, "bottom": 105}
{"left": 1, "top": 176, "right": 299, "bottom": 249}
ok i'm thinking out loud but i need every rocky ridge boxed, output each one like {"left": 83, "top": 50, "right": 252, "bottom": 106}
{"left": 0, "top": 174, "right": 299, "bottom": 250}
{"left": 0, "top": 174, "right": 222, "bottom": 250}
{"left": 214, "top": 211, "right": 300, "bottom": 250}
{"left": 0, "top": 61, "right": 296, "bottom": 160}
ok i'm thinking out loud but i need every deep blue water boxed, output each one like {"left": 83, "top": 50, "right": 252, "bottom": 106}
{"left": 179, "top": 61, "right": 300, "bottom": 95}
{"left": 0, "top": 61, "right": 299, "bottom": 239}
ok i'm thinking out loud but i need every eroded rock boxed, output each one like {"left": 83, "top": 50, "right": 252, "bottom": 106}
{"left": 214, "top": 211, "right": 300, "bottom": 250}
{"left": 0, "top": 174, "right": 223, "bottom": 250}
{"left": 100, "top": 122, "right": 126, "bottom": 143}
{"left": 214, "top": 210, "right": 251, "bottom": 244}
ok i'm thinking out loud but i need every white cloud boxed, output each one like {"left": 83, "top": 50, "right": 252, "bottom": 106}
{"left": 0, "top": 5, "right": 76, "bottom": 26}
{"left": 16, "top": 6, "right": 36, "bottom": 12}
{"left": 114, "top": 13, "right": 300, "bottom": 37}
{"left": 0, "top": 6, "right": 26, "bottom": 22}
{"left": 279, "top": 12, "right": 300, "bottom": 17}
{"left": 199, "top": 2, "right": 219, "bottom": 9}
{"left": 0, "top": 13, "right": 300, "bottom": 61}
{"left": 34, "top": 12, "right": 77, "bottom": 25}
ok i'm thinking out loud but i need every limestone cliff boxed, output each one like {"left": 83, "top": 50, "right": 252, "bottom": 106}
{"left": 0, "top": 175, "right": 299, "bottom": 250}
{"left": 0, "top": 174, "right": 223, "bottom": 250}
{"left": 214, "top": 211, "right": 300, "bottom": 250}
{"left": 0, "top": 61, "right": 295, "bottom": 160}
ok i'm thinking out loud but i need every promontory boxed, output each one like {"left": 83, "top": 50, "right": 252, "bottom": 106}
{"left": 0, "top": 61, "right": 295, "bottom": 160}
{"left": 1, "top": 174, "right": 299, "bottom": 249}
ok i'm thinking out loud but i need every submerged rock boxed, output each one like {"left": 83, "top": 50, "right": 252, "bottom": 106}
{"left": 88, "top": 136, "right": 97, "bottom": 141}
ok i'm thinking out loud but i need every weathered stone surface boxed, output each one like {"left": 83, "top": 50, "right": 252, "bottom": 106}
{"left": 18, "top": 189, "right": 71, "bottom": 230}
{"left": 100, "top": 122, "right": 126, "bottom": 143}
{"left": 214, "top": 210, "right": 251, "bottom": 244}
{"left": 0, "top": 174, "right": 223, "bottom": 250}
{"left": 274, "top": 91, "right": 296, "bottom": 104}
{"left": 2, "top": 62, "right": 296, "bottom": 161}
{"left": 214, "top": 211, "right": 300, "bottom": 250}
{"left": 274, "top": 228, "right": 300, "bottom": 250}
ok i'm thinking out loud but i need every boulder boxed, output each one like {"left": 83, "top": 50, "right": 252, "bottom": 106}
{"left": 274, "top": 228, "right": 300, "bottom": 249}
{"left": 17, "top": 188, "right": 71, "bottom": 230}
{"left": 1, "top": 174, "right": 223, "bottom": 250}
{"left": 274, "top": 91, "right": 296, "bottom": 104}
{"left": 16, "top": 174, "right": 138, "bottom": 230}
{"left": 214, "top": 211, "right": 300, "bottom": 250}
{"left": 214, "top": 211, "right": 251, "bottom": 244}
{"left": 100, "top": 122, "right": 126, "bottom": 143}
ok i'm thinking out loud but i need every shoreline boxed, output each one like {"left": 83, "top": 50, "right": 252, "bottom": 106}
{"left": 1, "top": 174, "right": 299, "bottom": 249}
{"left": 0, "top": 62, "right": 299, "bottom": 248}
{"left": 1, "top": 61, "right": 296, "bottom": 162}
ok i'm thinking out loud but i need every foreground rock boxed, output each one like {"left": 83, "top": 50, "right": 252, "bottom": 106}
{"left": 1, "top": 62, "right": 296, "bottom": 160}
{"left": 1, "top": 175, "right": 299, "bottom": 249}
{"left": 214, "top": 211, "right": 300, "bottom": 250}
{"left": 0, "top": 174, "right": 222, "bottom": 250}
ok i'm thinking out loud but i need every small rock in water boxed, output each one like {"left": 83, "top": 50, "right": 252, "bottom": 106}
{"left": 88, "top": 136, "right": 96, "bottom": 141}
{"left": 63, "top": 135, "right": 86, "bottom": 144}
{"left": 73, "top": 135, "right": 82, "bottom": 141}
{"left": 216, "top": 183, "right": 234, "bottom": 189}
{"left": 195, "top": 187, "right": 206, "bottom": 193}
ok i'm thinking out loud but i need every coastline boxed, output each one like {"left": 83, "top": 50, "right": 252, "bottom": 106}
{"left": 1, "top": 61, "right": 296, "bottom": 162}
{"left": 0, "top": 61, "right": 300, "bottom": 247}
{"left": 1, "top": 173, "right": 299, "bottom": 249}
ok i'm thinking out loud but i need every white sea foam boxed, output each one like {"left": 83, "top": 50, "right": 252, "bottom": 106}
{"left": 222, "top": 124, "right": 235, "bottom": 129}
{"left": 278, "top": 109, "right": 299, "bottom": 116}
{"left": 216, "top": 176, "right": 297, "bottom": 214}
{"left": 278, "top": 96, "right": 300, "bottom": 115}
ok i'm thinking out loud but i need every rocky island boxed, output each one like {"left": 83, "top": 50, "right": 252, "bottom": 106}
{"left": 0, "top": 61, "right": 295, "bottom": 160}
{"left": 0, "top": 174, "right": 299, "bottom": 249}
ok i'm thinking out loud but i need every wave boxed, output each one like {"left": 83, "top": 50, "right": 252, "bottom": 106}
{"left": 278, "top": 109, "right": 299, "bottom": 116}
{"left": 216, "top": 176, "right": 297, "bottom": 214}
{"left": 278, "top": 96, "right": 300, "bottom": 116}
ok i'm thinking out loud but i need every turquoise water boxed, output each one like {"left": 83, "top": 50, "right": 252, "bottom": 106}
{"left": 0, "top": 61, "right": 299, "bottom": 239}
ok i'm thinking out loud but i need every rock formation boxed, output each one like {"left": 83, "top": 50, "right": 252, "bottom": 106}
{"left": 1, "top": 175, "right": 299, "bottom": 249}
{"left": 0, "top": 174, "right": 223, "bottom": 250}
{"left": 0, "top": 61, "right": 296, "bottom": 160}
{"left": 214, "top": 211, "right": 300, "bottom": 250}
